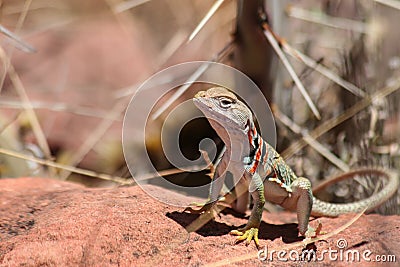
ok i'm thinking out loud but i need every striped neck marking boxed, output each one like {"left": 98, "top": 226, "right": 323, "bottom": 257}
{"left": 245, "top": 121, "right": 264, "bottom": 175}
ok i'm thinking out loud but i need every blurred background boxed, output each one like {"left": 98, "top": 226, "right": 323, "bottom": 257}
{"left": 0, "top": 0, "right": 399, "bottom": 214}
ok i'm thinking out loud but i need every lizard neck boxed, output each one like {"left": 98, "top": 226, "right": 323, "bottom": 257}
{"left": 243, "top": 119, "right": 265, "bottom": 174}
{"left": 246, "top": 119, "right": 261, "bottom": 152}
{"left": 208, "top": 119, "right": 254, "bottom": 162}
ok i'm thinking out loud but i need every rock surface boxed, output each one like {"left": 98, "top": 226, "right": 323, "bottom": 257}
{"left": 0, "top": 177, "right": 399, "bottom": 266}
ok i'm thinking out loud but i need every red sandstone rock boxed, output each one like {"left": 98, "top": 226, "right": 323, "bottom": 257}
{"left": 0, "top": 177, "right": 398, "bottom": 266}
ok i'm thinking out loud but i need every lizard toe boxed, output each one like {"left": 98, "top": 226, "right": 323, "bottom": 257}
{"left": 184, "top": 203, "right": 221, "bottom": 219}
{"left": 230, "top": 227, "right": 260, "bottom": 247}
{"left": 303, "top": 220, "right": 325, "bottom": 238}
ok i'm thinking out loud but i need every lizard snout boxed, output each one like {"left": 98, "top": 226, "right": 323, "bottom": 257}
{"left": 194, "top": 91, "right": 206, "bottom": 98}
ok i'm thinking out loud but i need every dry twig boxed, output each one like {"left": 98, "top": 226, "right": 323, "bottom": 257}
{"left": 263, "top": 24, "right": 321, "bottom": 119}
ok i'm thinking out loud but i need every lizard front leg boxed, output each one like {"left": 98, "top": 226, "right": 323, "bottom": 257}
{"left": 185, "top": 152, "right": 229, "bottom": 216}
{"left": 230, "top": 174, "right": 250, "bottom": 214}
{"left": 230, "top": 173, "right": 265, "bottom": 247}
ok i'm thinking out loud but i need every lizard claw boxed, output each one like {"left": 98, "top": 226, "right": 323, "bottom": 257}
{"left": 304, "top": 220, "right": 325, "bottom": 238}
{"left": 304, "top": 227, "right": 316, "bottom": 239}
{"left": 184, "top": 203, "right": 220, "bottom": 219}
{"left": 230, "top": 227, "right": 260, "bottom": 248}
{"left": 302, "top": 220, "right": 327, "bottom": 245}
{"left": 186, "top": 201, "right": 208, "bottom": 208}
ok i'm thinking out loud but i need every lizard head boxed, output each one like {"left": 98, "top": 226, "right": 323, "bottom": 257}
{"left": 193, "top": 87, "right": 254, "bottom": 134}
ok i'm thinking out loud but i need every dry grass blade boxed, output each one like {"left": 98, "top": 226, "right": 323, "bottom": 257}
{"left": 282, "top": 78, "right": 400, "bottom": 159}
{"left": 0, "top": 99, "right": 122, "bottom": 120}
{"left": 203, "top": 207, "right": 367, "bottom": 266}
{"left": 151, "top": 40, "right": 234, "bottom": 120}
{"left": 151, "top": 62, "right": 210, "bottom": 120}
{"left": 302, "top": 136, "right": 349, "bottom": 171}
{"left": 0, "top": 0, "right": 33, "bottom": 92}
{"left": 59, "top": 97, "right": 130, "bottom": 180}
{"left": 273, "top": 106, "right": 349, "bottom": 172}
{"left": 14, "top": 0, "right": 33, "bottom": 39}
{"left": 281, "top": 41, "right": 366, "bottom": 98}
{"left": 0, "top": 111, "right": 21, "bottom": 134}
{"left": 114, "top": 84, "right": 140, "bottom": 98}
{"left": 0, "top": 46, "right": 53, "bottom": 166}
{"left": 263, "top": 25, "right": 321, "bottom": 120}
{"left": 0, "top": 146, "right": 208, "bottom": 185}
{"left": 0, "top": 25, "right": 36, "bottom": 53}
{"left": 374, "top": 0, "right": 400, "bottom": 10}
{"left": 3, "top": 1, "right": 66, "bottom": 15}
{"left": 113, "top": 0, "right": 152, "bottom": 13}
{"left": 286, "top": 5, "right": 368, "bottom": 33}
{"left": 157, "top": 30, "right": 187, "bottom": 66}
{"left": 117, "top": 2, "right": 232, "bottom": 99}
{"left": 188, "top": 0, "right": 225, "bottom": 42}
{"left": 0, "top": 147, "right": 133, "bottom": 185}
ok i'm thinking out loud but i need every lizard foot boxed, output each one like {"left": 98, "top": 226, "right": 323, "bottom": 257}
{"left": 186, "top": 201, "right": 209, "bottom": 208}
{"left": 304, "top": 227, "right": 316, "bottom": 239}
{"left": 230, "top": 227, "right": 260, "bottom": 247}
{"left": 302, "top": 220, "right": 326, "bottom": 244}
{"left": 184, "top": 203, "right": 220, "bottom": 219}
{"left": 306, "top": 220, "right": 325, "bottom": 238}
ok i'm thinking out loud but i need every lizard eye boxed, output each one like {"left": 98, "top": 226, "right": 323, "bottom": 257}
{"left": 218, "top": 97, "right": 234, "bottom": 109}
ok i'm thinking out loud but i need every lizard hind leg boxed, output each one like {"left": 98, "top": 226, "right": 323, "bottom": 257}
{"left": 290, "top": 177, "right": 314, "bottom": 237}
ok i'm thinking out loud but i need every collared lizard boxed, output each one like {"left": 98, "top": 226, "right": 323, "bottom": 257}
{"left": 189, "top": 87, "right": 399, "bottom": 247}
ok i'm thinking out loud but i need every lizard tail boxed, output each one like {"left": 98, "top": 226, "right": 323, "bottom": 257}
{"left": 311, "top": 168, "right": 399, "bottom": 217}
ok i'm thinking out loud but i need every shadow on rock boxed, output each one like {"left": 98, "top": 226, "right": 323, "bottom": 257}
{"left": 166, "top": 210, "right": 304, "bottom": 243}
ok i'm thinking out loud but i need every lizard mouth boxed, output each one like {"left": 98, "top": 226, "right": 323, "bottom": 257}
{"left": 194, "top": 99, "right": 239, "bottom": 127}
{"left": 192, "top": 97, "right": 211, "bottom": 109}
{"left": 193, "top": 96, "right": 244, "bottom": 130}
